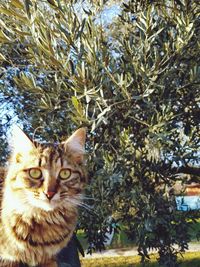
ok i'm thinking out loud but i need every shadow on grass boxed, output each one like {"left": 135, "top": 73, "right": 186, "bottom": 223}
{"left": 81, "top": 252, "right": 200, "bottom": 267}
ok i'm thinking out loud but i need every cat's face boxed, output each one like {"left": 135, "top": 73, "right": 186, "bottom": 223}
{"left": 5, "top": 127, "right": 87, "bottom": 211}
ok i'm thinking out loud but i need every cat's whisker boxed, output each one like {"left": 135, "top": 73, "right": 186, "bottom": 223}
{"left": 81, "top": 193, "right": 94, "bottom": 198}
{"left": 60, "top": 192, "right": 68, "bottom": 196}
{"left": 78, "top": 203, "right": 94, "bottom": 212}
{"left": 66, "top": 198, "right": 94, "bottom": 212}
{"left": 80, "top": 196, "right": 95, "bottom": 201}
{"left": 72, "top": 196, "right": 95, "bottom": 204}
{"left": 60, "top": 193, "right": 69, "bottom": 199}
{"left": 74, "top": 194, "right": 96, "bottom": 202}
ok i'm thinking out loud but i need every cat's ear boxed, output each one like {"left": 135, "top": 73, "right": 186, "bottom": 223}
{"left": 11, "top": 126, "right": 36, "bottom": 160}
{"left": 64, "top": 128, "right": 86, "bottom": 164}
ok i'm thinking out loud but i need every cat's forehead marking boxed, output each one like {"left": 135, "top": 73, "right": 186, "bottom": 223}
{"left": 38, "top": 143, "right": 64, "bottom": 167}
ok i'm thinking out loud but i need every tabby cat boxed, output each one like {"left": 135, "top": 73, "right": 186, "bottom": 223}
{"left": 0, "top": 127, "right": 87, "bottom": 267}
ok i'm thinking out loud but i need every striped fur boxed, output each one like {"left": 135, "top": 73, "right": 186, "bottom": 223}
{"left": 0, "top": 128, "right": 87, "bottom": 267}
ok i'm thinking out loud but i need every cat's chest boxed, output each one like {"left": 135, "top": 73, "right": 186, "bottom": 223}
{"left": 8, "top": 207, "right": 76, "bottom": 241}
{"left": 1, "top": 207, "right": 77, "bottom": 265}
{"left": 15, "top": 216, "right": 70, "bottom": 247}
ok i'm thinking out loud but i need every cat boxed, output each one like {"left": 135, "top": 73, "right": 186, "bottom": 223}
{"left": 0, "top": 127, "right": 87, "bottom": 267}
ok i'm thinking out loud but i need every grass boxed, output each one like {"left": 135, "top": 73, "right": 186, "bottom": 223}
{"left": 80, "top": 252, "right": 200, "bottom": 267}
{"left": 80, "top": 254, "right": 149, "bottom": 267}
{"left": 78, "top": 220, "right": 200, "bottom": 266}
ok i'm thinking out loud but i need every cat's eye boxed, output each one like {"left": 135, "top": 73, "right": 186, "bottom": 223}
{"left": 29, "top": 168, "right": 42, "bottom": 179}
{"left": 59, "top": 168, "right": 71, "bottom": 180}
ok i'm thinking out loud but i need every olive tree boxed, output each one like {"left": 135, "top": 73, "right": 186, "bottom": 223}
{"left": 0, "top": 0, "right": 200, "bottom": 266}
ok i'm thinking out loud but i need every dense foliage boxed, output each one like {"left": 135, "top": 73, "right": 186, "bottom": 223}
{"left": 0, "top": 0, "right": 200, "bottom": 266}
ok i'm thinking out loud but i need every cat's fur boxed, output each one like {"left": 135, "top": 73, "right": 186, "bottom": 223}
{"left": 0, "top": 127, "right": 87, "bottom": 267}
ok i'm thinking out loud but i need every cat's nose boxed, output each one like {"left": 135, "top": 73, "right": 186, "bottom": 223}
{"left": 44, "top": 191, "right": 56, "bottom": 200}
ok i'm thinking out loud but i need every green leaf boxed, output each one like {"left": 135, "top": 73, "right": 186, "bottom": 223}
{"left": 11, "top": 0, "right": 24, "bottom": 9}
{"left": 0, "top": 6, "right": 28, "bottom": 22}
{"left": 23, "top": 0, "right": 32, "bottom": 19}
{"left": 46, "top": 0, "right": 58, "bottom": 7}
{"left": 0, "top": 30, "right": 12, "bottom": 43}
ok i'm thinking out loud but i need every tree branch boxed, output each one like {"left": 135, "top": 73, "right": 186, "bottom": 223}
{"left": 171, "top": 165, "right": 200, "bottom": 176}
